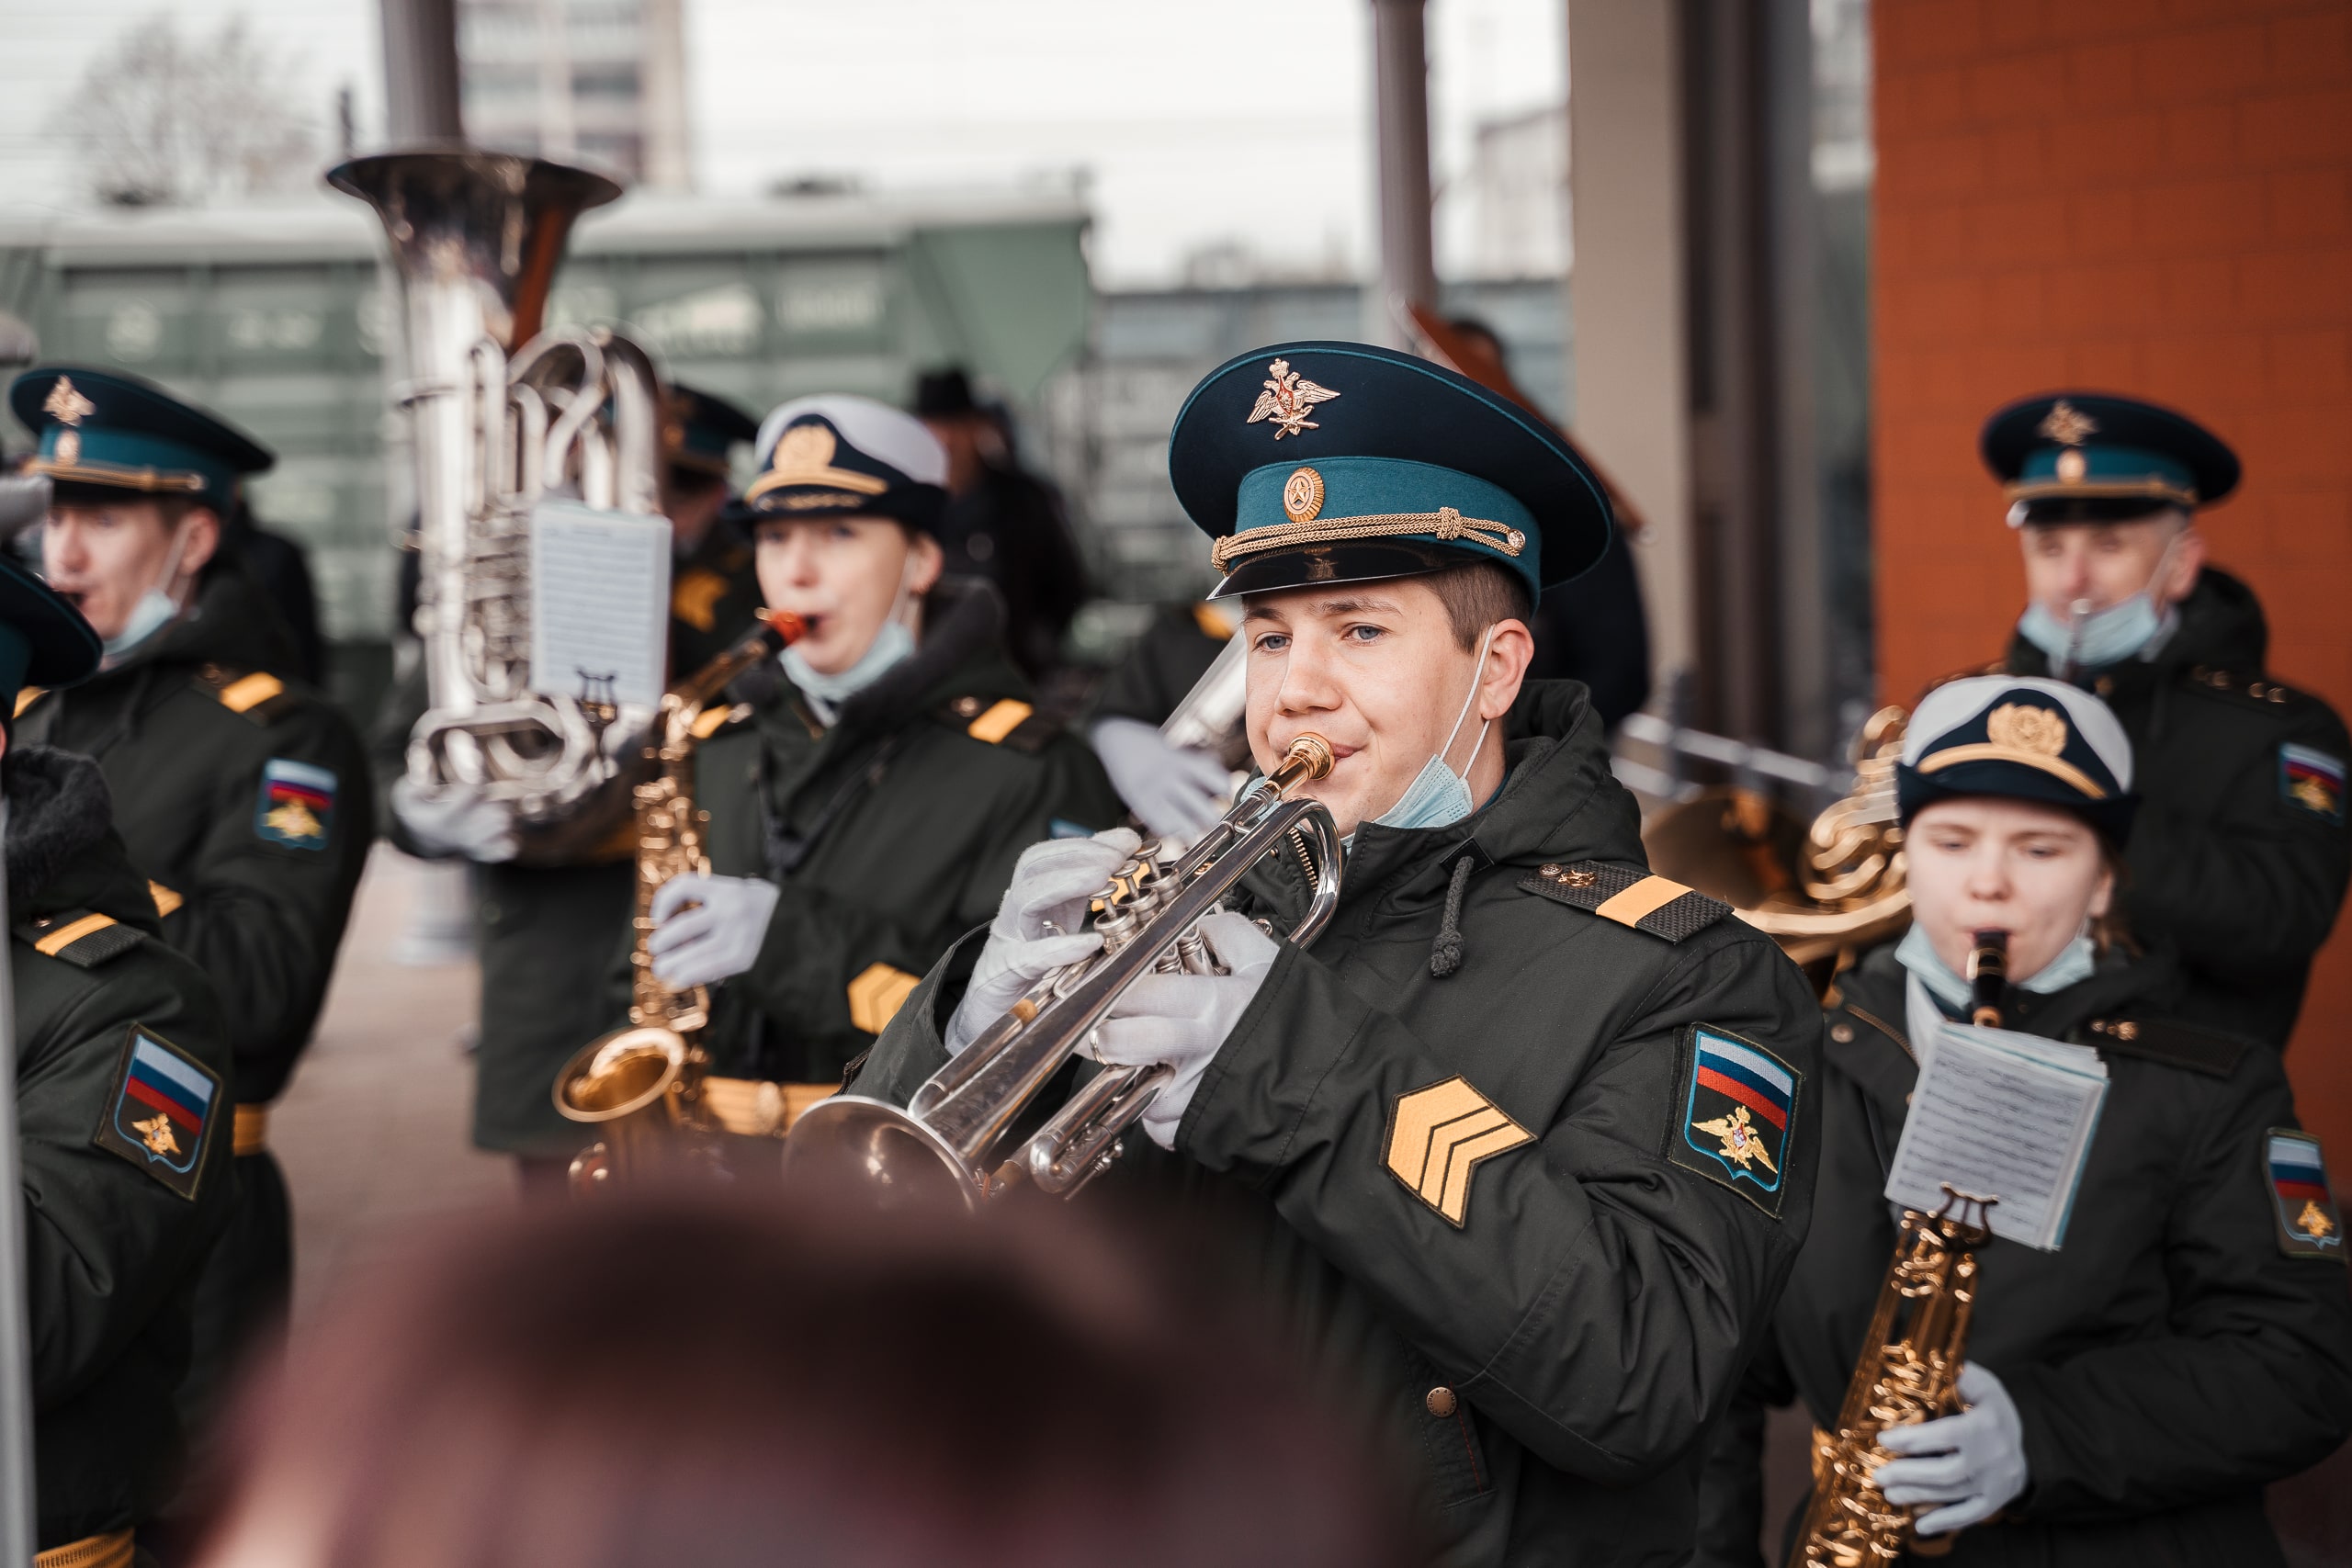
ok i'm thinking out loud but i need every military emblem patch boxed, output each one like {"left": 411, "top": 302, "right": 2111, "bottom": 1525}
{"left": 92, "top": 1026, "right": 220, "bottom": 1200}
{"left": 255, "top": 758, "right": 336, "bottom": 850}
{"left": 2278, "top": 744, "right": 2346, "bottom": 824}
{"left": 2267, "top": 1130, "right": 2344, "bottom": 1261}
{"left": 1384, "top": 1077, "right": 1533, "bottom": 1228}
{"left": 1666, "top": 1026, "right": 1800, "bottom": 1217}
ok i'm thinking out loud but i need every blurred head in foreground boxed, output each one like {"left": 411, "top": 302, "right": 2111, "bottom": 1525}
{"left": 193, "top": 1192, "right": 1416, "bottom": 1568}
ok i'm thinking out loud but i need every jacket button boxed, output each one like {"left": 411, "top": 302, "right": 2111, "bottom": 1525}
{"left": 2095, "top": 676, "right": 2113, "bottom": 697}
{"left": 1540, "top": 863, "right": 1562, "bottom": 878}
{"left": 1425, "top": 1386, "right": 1458, "bottom": 1417}
{"left": 2114, "top": 1021, "right": 2139, "bottom": 1041}
{"left": 1830, "top": 1023, "right": 1854, "bottom": 1043}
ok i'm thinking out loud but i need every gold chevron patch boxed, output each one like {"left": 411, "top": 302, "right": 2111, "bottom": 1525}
{"left": 1385, "top": 1077, "right": 1534, "bottom": 1227}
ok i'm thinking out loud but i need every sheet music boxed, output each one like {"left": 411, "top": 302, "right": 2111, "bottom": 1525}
{"left": 527, "top": 499, "right": 673, "bottom": 710}
{"left": 1884, "top": 1017, "right": 2108, "bottom": 1251}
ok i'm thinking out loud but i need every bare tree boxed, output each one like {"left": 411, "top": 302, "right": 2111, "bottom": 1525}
{"left": 55, "top": 14, "right": 320, "bottom": 208}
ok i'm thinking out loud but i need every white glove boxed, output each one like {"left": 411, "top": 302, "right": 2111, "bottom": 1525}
{"left": 944, "top": 829, "right": 1140, "bottom": 1057}
{"left": 391, "top": 776, "right": 518, "bottom": 863}
{"left": 1088, "top": 909, "right": 1279, "bottom": 1149}
{"left": 1876, "top": 1361, "right": 2030, "bottom": 1535}
{"left": 646, "top": 873, "right": 781, "bottom": 988}
{"left": 1090, "top": 716, "right": 1234, "bottom": 841}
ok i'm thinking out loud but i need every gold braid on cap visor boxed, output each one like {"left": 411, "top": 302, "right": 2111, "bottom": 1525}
{"left": 1208, "top": 505, "right": 1526, "bottom": 571}
{"left": 1914, "top": 744, "right": 2108, "bottom": 799}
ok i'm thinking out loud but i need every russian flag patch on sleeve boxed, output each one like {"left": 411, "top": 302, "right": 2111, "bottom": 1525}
{"left": 255, "top": 758, "right": 336, "bottom": 850}
{"left": 1666, "top": 1025, "right": 1801, "bottom": 1218}
{"left": 2267, "top": 1129, "right": 2343, "bottom": 1261}
{"left": 2279, "top": 745, "right": 2346, "bottom": 824}
{"left": 92, "top": 1025, "right": 220, "bottom": 1200}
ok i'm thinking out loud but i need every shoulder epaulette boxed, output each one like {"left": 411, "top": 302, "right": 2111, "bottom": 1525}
{"left": 2085, "top": 1015, "right": 2252, "bottom": 1077}
{"left": 936, "top": 695, "right": 1057, "bottom": 754}
{"left": 2177, "top": 666, "right": 2314, "bottom": 714}
{"left": 190, "top": 664, "right": 300, "bottom": 726}
{"left": 690, "top": 701, "right": 753, "bottom": 741}
{"left": 14, "top": 910, "right": 143, "bottom": 968}
{"left": 1520, "top": 860, "right": 1732, "bottom": 943}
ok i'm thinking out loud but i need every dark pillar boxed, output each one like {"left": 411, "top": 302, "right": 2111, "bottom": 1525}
{"left": 379, "top": 0, "right": 464, "bottom": 143}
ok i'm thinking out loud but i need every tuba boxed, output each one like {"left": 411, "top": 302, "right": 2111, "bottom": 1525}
{"left": 1642, "top": 705, "right": 1912, "bottom": 994}
{"left": 550, "top": 613, "right": 801, "bottom": 1190}
{"left": 331, "top": 149, "right": 665, "bottom": 862}
{"left": 780, "top": 734, "right": 1343, "bottom": 1206}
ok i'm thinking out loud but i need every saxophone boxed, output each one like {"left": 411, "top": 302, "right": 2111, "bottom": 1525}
{"left": 1798, "top": 932, "right": 2007, "bottom": 1566}
{"left": 551, "top": 612, "right": 802, "bottom": 1190}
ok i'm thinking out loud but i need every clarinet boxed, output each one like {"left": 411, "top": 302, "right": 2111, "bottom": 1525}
{"left": 1966, "top": 930, "right": 2008, "bottom": 1028}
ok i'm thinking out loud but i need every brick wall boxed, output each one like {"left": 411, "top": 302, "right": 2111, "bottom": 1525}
{"left": 1872, "top": 0, "right": 2352, "bottom": 1139}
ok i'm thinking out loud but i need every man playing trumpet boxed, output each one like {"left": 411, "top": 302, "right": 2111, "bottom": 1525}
{"left": 850, "top": 344, "right": 1824, "bottom": 1565}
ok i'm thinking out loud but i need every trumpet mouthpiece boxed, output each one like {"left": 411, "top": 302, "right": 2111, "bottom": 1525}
{"left": 1270, "top": 733, "right": 1335, "bottom": 794}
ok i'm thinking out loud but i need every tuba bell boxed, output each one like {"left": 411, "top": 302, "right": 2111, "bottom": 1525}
{"left": 780, "top": 734, "right": 1344, "bottom": 1208}
{"left": 1641, "top": 705, "right": 1912, "bottom": 994}
{"left": 331, "top": 149, "right": 665, "bottom": 862}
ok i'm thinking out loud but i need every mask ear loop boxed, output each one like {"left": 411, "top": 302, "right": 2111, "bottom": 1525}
{"left": 1437, "top": 626, "right": 1498, "bottom": 784}
{"left": 153, "top": 513, "right": 195, "bottom": 609}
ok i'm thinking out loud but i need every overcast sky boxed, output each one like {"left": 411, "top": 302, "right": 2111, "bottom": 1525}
{"left": 0, "top": 0, "right": 1564, "bottom": 283}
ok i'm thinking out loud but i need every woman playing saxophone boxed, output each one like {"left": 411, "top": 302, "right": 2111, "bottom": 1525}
{"left": 1695, "top": 675, "right": 2352, "bottom": 1567}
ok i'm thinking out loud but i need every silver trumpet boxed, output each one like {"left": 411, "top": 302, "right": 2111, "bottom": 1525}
{"left": 331, "top": 149, "right": 666, "bottom": 862}
{"left": 781, "top": 734, "right": 1343, "bottom": 1206}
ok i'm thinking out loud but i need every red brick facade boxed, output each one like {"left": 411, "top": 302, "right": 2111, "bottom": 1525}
{"left": 1873, "top": 0, "right": 2352, "bottom": 1137}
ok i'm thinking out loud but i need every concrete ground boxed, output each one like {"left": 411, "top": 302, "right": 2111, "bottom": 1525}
{"left": 270, "top": 846, "right": 512, "bottom": 1324}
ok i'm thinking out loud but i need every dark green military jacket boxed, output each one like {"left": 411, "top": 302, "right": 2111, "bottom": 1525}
{"left": 2002, "top": 569, "right": 2351, "bottom": 1046}
{"left": 667, "top": 512, "right": 764, "bottom": 678}
{"left": 6, "top": 747, "right": 233, "bottom": 1548}
{"left": 19, "top": 560, "right": 371, "bottom": 1104}
{"left": 694, "top": 578, "right": 1121, "bottom": 1086}
{"left": 1694, "top": 943, "right": 2352, "bottom": 1568}
{"left": 855, "top": 681, "right": 1826, "bottom": 1566}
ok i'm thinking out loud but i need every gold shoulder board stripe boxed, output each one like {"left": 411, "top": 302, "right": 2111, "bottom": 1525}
{"left": 846, "top": 962, "right": 922, "bottom": 1035}
{"left": 966, "top": 699, "right": 1034, "bottom": 745}
{"left": 35, "top": 1528, "right": 135, "bottom": 1568}
{"left": 1594, "top": 875, "right": 1692, "bottom": 928}
{"left": 1385, "top": 1077, "right": 1534, "bottom": 1227}
{"left": 217, "top": 672, "right": 285, "bottom": 713}
{"left": 35, "top": 912, "right": 115, "bottom": 956}
{"left": 232, "top": 1104, "right": 270, "bottom": 1156}
{"left": 13, "top": 687, "right": 44, "bottom": 718}
{"left": 149, "top": 881, "right": 184, "bottom": 918}
{"left": 702, "top": 1077, "right": 838, "bottom": 1138}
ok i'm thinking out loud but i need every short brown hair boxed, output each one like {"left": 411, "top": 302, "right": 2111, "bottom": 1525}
{"left": 1425, "top": 559, "right": 1533, "bottom": 650}
{"left": 192, "top": 1192, "right": 1420, "bottom": 1568}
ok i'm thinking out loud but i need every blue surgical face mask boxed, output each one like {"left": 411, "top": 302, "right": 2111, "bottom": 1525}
{"left": 100, "top": 522, "right": 193, "bottom": 663}
{"left": 2016, "top": 528, "right": 2186, "bottom": 677}
{"left": 782, "top": 617, "right": 914, "bottom": 720}
{"left": 777, "top": 555, "right": 925, "bottom": 723}
{"left": 1370, "top": 627, "right": 1497, "bottom": 832}
{"left": 1895, "top": 922, "right": 2098, "bottom": 1014}
{"left": 2018, "top": 594, "right": 2165, "bottom": 678}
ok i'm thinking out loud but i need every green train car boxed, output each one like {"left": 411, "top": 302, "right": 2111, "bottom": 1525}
{"left": 0, "top": 182, "right": 1091, "bottom": 714}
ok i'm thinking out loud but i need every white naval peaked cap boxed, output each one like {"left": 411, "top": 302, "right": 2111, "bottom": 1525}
{"left": 1904, "top": 673, "right": 2134, "bottom": 793}
{"left": 753, "top": 394, "right": 947, "bottom": 489}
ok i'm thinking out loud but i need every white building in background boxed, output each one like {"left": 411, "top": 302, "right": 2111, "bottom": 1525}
{"left": 456, "top": 0, "right": 692, "bottom": 188}
{"left": 1458, "top": 105, "right": 1570, "bottom": 280}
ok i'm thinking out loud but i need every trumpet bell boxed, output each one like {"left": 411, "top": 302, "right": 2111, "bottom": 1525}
{"left": 777, "top": 1094, "right": 982, "bottom": 1212}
